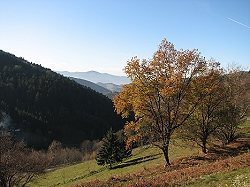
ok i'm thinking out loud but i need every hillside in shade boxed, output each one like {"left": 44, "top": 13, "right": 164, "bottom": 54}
{"left": 0, "top": 50, "right": 124, "bottom": 149}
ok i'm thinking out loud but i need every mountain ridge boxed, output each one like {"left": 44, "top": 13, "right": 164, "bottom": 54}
{"left": 69, "top": 77, "right": 112, "bottom": 93}
{"left": 58, "top": 70, "right": 130, "bottom": 85}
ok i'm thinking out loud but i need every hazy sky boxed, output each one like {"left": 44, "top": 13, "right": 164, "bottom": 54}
{"left": 1, "top": 0, "right": 249, "bottom": 76}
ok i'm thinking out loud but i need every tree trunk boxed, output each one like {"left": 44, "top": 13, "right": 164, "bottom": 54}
{"left": 0, "top": 177, "right": 7, "bottom": 187}
{"left": 202, "top": 139, "right": 207, "bottom": 154}
{"left": 162, "top": 145, "right": 171, "bottom": 166}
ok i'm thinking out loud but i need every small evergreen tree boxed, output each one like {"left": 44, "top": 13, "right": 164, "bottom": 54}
{"left": 96, "top": 128, "right": 131, "bottom": 168}
{"left": 117, "top": 130, "right": 132, "bottom": 159}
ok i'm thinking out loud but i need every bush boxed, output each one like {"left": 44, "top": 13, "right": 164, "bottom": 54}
{"left": 0, "top": 136, "right": 49, "bottom": 187}
{"left": 47, "top": 140, "right": 83, "bottom": 166}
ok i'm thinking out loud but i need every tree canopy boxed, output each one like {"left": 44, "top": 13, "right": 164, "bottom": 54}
{"left": 113, "top": 39, "right": 223, "bottom": 165}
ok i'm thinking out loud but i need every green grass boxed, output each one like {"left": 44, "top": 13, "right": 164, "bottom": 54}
{"left": 185, "top": 166, "right": 250, "bottom": 187}
{"left": 240, "top": 118, "right": 250, "bottom": 136}
{"left": 30, "top": 141, "right": 199, "bottom": 187}
{"left": 30, "top": 119, "right": 250, "bottom": 187}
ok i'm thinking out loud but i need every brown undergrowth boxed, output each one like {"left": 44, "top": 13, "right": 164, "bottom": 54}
{"left": 75, "top": 139, "right": 250, "bottom": 187}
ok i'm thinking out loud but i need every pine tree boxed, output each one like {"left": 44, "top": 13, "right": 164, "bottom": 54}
{"left": 96, "top": 128, "right": 131, "bottom": 168}
{"left": 117, "top": 130, "right": 132, "bottom": 161}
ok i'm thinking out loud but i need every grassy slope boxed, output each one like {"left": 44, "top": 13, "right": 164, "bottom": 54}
{"left": 185, "top": 119, "right": 250, "bottom": 187}
{"left": 31, "top": 120, "right": 250, "bottom": 187}
{"left": 76, "top": 144, "right": 250, "bottom": 187}
{"left": 30, "top": 141, "right": 199, "bottom": 187}
{"left": 185, "top": 166, "right": 250, "bottom": 187}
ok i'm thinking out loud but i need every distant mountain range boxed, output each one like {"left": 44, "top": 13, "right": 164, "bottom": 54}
{"left": 70, "top": 77, "right": 123, "bottom": 94}
{"left": 69, "top": 77, "right": 111, "bottom": 93}
{"left": 97, "top": 82, "right": 123, "bottom": 93}
{"left": 58, "top": 71, "right": 130, "bottom": 85}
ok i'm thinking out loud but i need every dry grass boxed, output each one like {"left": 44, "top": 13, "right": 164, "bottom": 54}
{"left": 75, "top": 140, "right": 250, "bottom": 187}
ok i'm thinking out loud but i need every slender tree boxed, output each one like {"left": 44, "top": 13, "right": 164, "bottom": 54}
{"left": 215, "top": 68, "right": 250, "bottom": 144}
{"left": 113, "top": 39, "right": 219, "bottom": 165}
{"left": 179, "top": 65, "right": 226, "bottom": 153}
{"left": 216, "top": 102, "right": 242, "bottom": 145}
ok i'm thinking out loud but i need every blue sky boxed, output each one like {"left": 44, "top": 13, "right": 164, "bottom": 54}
{"left": 0, "top": 0, "right": 249, "bottom": 76}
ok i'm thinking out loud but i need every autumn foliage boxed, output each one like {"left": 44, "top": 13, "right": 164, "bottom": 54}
{"left": 113, "top": 39, "right": 223, "bottom": 165}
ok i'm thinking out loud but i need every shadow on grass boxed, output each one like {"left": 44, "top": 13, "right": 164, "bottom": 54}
{"left": 112, "top": 153, "right": 162, "bottom": 169}
{"left": 209, "top": 139, "right": 250, "bottom": 157}
{"left": 68, "top": 153, "right": 163, "bottom": 183}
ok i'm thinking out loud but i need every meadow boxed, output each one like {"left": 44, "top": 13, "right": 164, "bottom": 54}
{"left": 30, "top": 120, "right": 250, "bottom": 187}
{"left": 30, "top": 141, "right": 198, "bottom": 187}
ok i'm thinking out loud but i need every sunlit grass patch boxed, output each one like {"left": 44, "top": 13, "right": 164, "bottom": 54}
{"left": 30, "top": 141, "right": 199, "bottom": 187}
{"left": 30, "top": 160, "right": 104, "bottom": 187}
{"left": 30, "top": 133, "right": 250, "bottom": 187}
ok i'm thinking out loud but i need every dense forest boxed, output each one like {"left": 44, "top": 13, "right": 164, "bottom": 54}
{"left": 0, "top": 50, "right": 124, "bottom": 149}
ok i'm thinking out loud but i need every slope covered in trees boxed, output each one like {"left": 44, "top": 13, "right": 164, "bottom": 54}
{"left": 0, "top": 50, "right": 124, "bottom": 149}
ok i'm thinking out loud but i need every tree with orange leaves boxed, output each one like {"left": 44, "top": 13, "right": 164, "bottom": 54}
{"left": 113, "top": 39, "right": 222, "bottom": 166}
{"left": 178, "top": 63, "right": 226, "bottom": 153}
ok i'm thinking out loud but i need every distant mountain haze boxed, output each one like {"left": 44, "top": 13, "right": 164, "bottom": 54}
{"left": 68, "top": 77, "right": 120, "bottom": 99}
{"left": 97, "top": 82, "right": 123, "bottom": 92}
{"left": 58, "top": 71, "right": 130, "bottom": 85}
{"left": 69, "top": 77, "right": 112, "bottom": 93}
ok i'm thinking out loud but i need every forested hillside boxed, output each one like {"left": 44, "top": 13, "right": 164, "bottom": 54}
{"left": 0, "top": 50, "right": 124, "bottom": 149}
